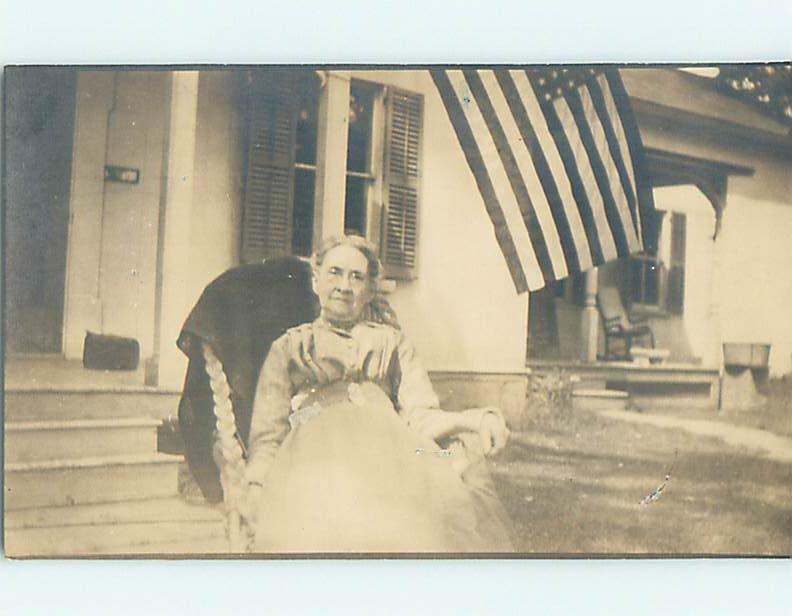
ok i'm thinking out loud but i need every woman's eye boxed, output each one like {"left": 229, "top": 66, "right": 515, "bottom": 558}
{"left": 350, "top": 272, "right": 365, "bottom": 282}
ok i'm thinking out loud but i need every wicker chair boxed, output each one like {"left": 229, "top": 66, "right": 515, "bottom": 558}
{"left": 176, "top": 257, "right": 317, "bottom": 550}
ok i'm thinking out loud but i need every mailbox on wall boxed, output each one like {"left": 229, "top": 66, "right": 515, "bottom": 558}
{"left": 104, "top": 165, "right": 140, "bottom": 184}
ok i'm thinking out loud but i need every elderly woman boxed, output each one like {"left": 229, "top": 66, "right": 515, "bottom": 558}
{"left": 244, "top": 234, "right": 514, "bottom": 553}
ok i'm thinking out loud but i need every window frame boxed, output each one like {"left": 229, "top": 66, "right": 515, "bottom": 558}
{"left": 343, "top": 78, "right": 387, "bottom": 243}
{"left": 240, "top": 71, "right": 423, "bottom": 281}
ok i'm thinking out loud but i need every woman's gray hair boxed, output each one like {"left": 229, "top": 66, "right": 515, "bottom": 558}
{"left": 310, "top": 234, "right": 383, "bottom": 281}
{"left": 310, "top": 234, "right": 399, "bottom": 328}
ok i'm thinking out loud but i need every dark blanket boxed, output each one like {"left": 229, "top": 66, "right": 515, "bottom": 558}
{"left": 177, "top": 257, "right": 318, "bottom": 502}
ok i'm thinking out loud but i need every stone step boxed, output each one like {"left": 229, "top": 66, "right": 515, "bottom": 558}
{"left": 3, "top": 390, "right": 181, "bottom": 422}
{"left": 5, "top": 453, "right": 181, "bottom": 510}
{"left": 5, "top": 517, "right": 227, "bottom": 557}
{"left": 572, "top": 378, "right": 607, "bottom": 391}
{"left": 5, "top": 417, "right": 162, "bottom": 463}
{"left": 572, "top": 388, "right": 630, "bottom": 411}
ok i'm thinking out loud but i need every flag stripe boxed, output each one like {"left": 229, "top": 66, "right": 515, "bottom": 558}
{"left": 444, "top": 70, "right": 545, "bottom": 290}
{"left": 587, "top": 75, "right": 641, "bottom": 240}
{"left": 430, "top": 67, "right": 655, "bottom": 294}
{"left": 510, "top": 70, "right": 593, "bottom": 271}
{"left": 578, "top": 85, "right": 641, "bottom": 252}
{"left": 553, "top": 93, "right": 619, "bottom": 262}
{"left": 604, "top": 69, "right": 654, "bottom": 250}
{"left": 531, "top": 75, "right": 607, "bottom": 266}
{"left": 493, "top": 69, "right": 574, "bottom": 277}
{"left": 462, "top": 69, "right": 556, "bottom": 283}
{"left": 565, "top": 88, "right": 632, "bottom": 258}
{"left": 430, "top": 70, "right": 530, "bottom": 293}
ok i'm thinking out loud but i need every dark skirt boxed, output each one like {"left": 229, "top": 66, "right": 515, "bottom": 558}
{"left": 251, "top": 382, "right": 514, "bottom": 554}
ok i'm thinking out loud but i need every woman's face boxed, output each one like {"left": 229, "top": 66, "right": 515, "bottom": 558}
{"left": 314, "top": 244, "right": 374, "bottom": 325}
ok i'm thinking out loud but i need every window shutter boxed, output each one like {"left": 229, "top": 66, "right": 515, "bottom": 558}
{"left": 667, "top": 212, "right": 686, "bottom": 314}
{"left": 240, "top": 70, "right": 300, "bottom": 263}
{"left": 382, "top": 88, "right": 423, "bottom": 279}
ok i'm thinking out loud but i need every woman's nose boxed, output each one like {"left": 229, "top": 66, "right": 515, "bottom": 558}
{"left": 336, "top": 276, "right": 352, "bottom": 291}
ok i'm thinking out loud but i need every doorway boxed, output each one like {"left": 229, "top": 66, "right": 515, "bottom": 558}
{"left": 5, "top": 68, "right": 77, "bottom": 353}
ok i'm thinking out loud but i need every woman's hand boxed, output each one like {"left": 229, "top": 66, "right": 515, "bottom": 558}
{"left": 475, "top": 408, "right": 510, "bottom": 456}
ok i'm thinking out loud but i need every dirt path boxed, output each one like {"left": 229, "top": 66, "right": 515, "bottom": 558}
{"left": 598, "top": 409, "right": 792, "bottom": 464}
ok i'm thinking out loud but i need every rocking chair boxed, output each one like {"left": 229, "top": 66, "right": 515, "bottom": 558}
{"left": 597, "top": 286, "right": 656, "bottom": 361}
{"left": 176, "top": 257, "right": 317, "bottom": 550}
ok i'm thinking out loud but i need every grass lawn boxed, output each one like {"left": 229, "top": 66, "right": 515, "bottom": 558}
{"left": 489, "top": 399, "right": 792, "bottom": 556}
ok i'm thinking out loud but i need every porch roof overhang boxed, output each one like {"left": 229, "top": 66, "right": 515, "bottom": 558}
{"left": 643, "top": 147, "right": 755, "bottom": 239}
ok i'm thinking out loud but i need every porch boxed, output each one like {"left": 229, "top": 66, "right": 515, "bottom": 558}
{"left": 526, "top": 358, "right": 721, "bottom": 411}
{"left": 3, "top": 356, "right": 228, "bottom": 556}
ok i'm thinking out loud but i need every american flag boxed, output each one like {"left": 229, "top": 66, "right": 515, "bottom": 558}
{"left": 431, "top": 67, "right": 656, "bottom": 293}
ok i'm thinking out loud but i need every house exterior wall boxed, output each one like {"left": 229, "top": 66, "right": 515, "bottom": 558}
{"left": 717, "top": 192, "right": 792, "bottom": 376}
{"left": 62, "top": 67, "right": 791, "bottom": 388}
{"left": 351, "top": 70, "right": 530, "bottom": 373}
{"left": 622, "top": 68, "right": 792, "bottom": 376}
{"left": 189, "top": 71, "right": 245, "bottom": 295}
{"left": 64, "top": 71, "right": 245, "bottom": 387}
{"left": 64, "top": 71, "right": 168, "bottom": 362}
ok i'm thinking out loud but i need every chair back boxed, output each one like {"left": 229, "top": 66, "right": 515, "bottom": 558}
{"left": 176, "top": 257, "right": 318, "bottom": 501}
{"left": 597, "top": 286, "right": 630, "bottom": 331}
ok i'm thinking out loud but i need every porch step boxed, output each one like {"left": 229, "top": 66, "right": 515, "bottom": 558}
{"left": 5, "top": 453, "right": 180, "bottom": 510}
{"left": 528, "top": 361, "right": 720, "bottom": 410}
{"left": 5, "top": 504, "right": 226, "bottom": 557}
{"left": 91, "top": 534, "right": 232, "bottom": 555}
{"left": 5, "top": 495, "right": 224, "bottom": 530}
{"left": 572, "top": 388, "right": 630, "bottom": 412}
{"left": 3, "top": 390, "right": 181, "bottom": 421}
{"left": 5, "top": 418, "right": 161, "bottom": 463}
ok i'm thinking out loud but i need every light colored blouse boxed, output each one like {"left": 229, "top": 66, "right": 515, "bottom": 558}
{"left": 245, "top": 318, "right": 447, "bottom": 485}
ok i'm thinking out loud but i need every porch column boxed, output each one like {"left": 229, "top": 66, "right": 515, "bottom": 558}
{"left": 581, "top": 268, "right": 599, "bottom": 362}
{"left": 151, "top": 71, "right": 200, "bottom": 389}
{"left": 312, "top": 70, "right": 350, "bottom": 248}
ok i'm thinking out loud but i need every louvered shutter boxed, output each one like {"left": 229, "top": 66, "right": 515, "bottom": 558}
{"left": 382, "top": 88, "right": 423, "bottom": 279}
{"left": 240, "top": 71, "right": 299, "bottom": 263}
{"left": 666, "top": 212, "right": 686, "bottom": 314}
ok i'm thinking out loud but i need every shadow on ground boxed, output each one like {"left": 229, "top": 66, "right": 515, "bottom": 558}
{"left": 489, "top": 408, "right": 792, "bottom": 555}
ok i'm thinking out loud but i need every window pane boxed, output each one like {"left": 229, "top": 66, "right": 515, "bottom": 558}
{"left": 295, "top": 74, "right": 320, "bottom": 166}
{"left": 344, "top": 175, "right": 367, "bottom": 236}
{"left": 347, "top": 83, "right": 374, "bottom": 173}
{"left": 630, "top": 259, "right": 643, "bottom": 304}
{"left": 645, "top": 261, "right": 660, "bottom": 305}
{"left": 292, "top": 168, "right": 315, "bottom": 256}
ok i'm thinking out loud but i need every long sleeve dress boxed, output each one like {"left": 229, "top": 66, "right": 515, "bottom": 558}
{"left": 246, "top": 318, "right": 514, "bottom": 553}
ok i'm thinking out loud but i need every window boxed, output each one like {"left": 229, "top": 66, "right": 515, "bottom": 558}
{"left": 628, "top": 210, "right": 686, "bottom": 313}
{"left": 629, "top": 254, "right": 664, "bottom": 308}
{"left": 240, "top": 70, "right": 423, "bottom": 280}
{"left": 344, "top": 82, "right": 377, "bottom": 237}
{"left": 292, "top": 77, "right": 321, "bottom": 256}
{"left": 240, "top": 69, "right": 320, "bottom": 262}
{"left": 666, "top": 212, "right": 686, "bottom": 314}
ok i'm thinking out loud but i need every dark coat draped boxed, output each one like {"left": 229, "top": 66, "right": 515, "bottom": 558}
{"left": 176, "top": 257, "right": 317, "bottom": 502}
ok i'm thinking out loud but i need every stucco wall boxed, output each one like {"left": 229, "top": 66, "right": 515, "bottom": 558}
{"left": 629, "top": 81, "right": 792, "bottom": 376}
{"left": 352, "top": 70, "right": 530, "bottom": 373}
{"left": 717, "top": 194, "right": 792, "bottom": 376}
